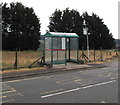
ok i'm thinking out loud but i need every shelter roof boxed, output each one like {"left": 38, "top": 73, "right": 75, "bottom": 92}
{"left": 44, "top": 32, "right": 79, "bottom": 38}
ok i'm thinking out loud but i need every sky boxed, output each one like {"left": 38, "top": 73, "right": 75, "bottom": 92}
{"left": 1, "top": 0, "right": 119, "bottom": 39}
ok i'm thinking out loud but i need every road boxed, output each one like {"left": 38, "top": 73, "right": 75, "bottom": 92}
{"left": 2, "top": 60, "right": 118, "bottom": 103}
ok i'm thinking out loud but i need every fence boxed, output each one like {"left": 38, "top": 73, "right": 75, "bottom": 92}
{"left": 1, "top": 49, "right": 119, "bottom": 70}
{"left": 2, "top": 50, "right": 43, "bottom": 70}
{"left": 78, "top": 49, "right": 119, "bottom": 63}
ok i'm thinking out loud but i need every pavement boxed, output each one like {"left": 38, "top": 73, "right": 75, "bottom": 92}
{"left": 1, "top": 60, "right": 112, "bottom": 80}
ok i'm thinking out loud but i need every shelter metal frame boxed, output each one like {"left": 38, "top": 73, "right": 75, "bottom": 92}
{"left": 44, "top": 32, "right": 79, "bottom": 66}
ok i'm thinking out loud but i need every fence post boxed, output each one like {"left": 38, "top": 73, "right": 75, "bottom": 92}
{"left": 82, "top": 47, "right": 84, "bottom": 59}
{"left": 100, "top": 47, "right": 103, "bottom": 61}
{"left": 14, "top": 48, "right": 18, "bottom": 69}
{"left": 94, "top": 49, "right": 96, "bottom": 62}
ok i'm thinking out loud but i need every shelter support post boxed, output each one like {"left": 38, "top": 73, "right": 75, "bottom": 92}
{"left": 65, "top": 38, "right": 67, "bottom": 65}
{"left": 68, "top": 38, "right": 71, "bottom": 61}
{"left": 77, "top": 38, "right": 79, "bottom": 62}
{"left": 51, "top": 37, "right": 53, "bottom": 66}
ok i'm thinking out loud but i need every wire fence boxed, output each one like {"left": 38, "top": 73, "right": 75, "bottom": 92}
{"left": 1, "top": 49, "right": 119, "bottom": 70}
{"left": 78, "top": 49, "right": 118, "bottom": 62}
{"left": 2, "top": 50, "right": 43, "bottom": 70}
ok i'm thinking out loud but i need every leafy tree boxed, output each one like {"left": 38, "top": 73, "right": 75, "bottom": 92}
{"left": 82, "top": 12, "right": 115, "bottom": 49}
{"left": 49, "top": 9, "right": 115, "bottom": 49}
{"left": 48, "top": 8, "right": 84, "bottom": 49}
{"left": 2, "top": 3, "right": 10, "bottom": 50}
{"left": 2, "top": 2, "right": 41, "bottom": 50}
{"left": 49, "top": 9, "right": 62, "bottom": 32}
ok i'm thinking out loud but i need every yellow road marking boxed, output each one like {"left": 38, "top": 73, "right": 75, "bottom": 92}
{"left": 74, "top": 79, "right": 81, "bottom": 82}
{"left": 1, "top": 90, "right": 16, "bottom": 94}
{"left": 56, "top": 77, "right": 79, "bottom": 84}
{"left": 1, "top": 92, "right": 23, "bottom": 98}
{"left": 2, "top": 88, "right": 11, "bottom": 91}
{"left": 3, "top": 76, "right": 46, "bottom": 83}
{"left": 44, "top": 75, "right": 55, "bottom": 79}
{"left": 1, "top": 93, "right": 17, "bottom": 98}
{"left": 2, "top": 99, "right": 14, "bottom": 103}
{"left": 2, "top": 85, "right": 11, "bottom": 90}
{"left": 41, "top": 89, "right": 64, "bottom": 95}
{"left": 2, "top": 96, "right": 7, "bottom": 98}
{"left": 0, "top": 88, "right": 16, "bottom": 94}
{"left": 102, "top": 68, "right": 106, "bottom": 69}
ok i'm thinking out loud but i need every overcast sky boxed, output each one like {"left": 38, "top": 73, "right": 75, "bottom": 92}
{"left": 1, "top": 0, "right": 119, "bottom": 39}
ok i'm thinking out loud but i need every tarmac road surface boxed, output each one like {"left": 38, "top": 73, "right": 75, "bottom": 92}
{"left": 2, "top": 60, "right": 118, "bottom": 103}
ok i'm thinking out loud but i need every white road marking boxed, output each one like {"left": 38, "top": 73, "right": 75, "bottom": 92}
{"left": 41, "top": 80, "right": 116, "bottom": 98}
{"left": 101, "top": 101, "right": 106, "bottom": 103}
{"left": 106, "top": 73, "right": 112, "bottom": 77}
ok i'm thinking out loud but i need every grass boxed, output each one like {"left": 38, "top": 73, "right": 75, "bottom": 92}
{"left": 1, "top": 50, "right": 118, "bottom": 70}
{"left": 2, "top": 50, "right": 43, "bottom": 69}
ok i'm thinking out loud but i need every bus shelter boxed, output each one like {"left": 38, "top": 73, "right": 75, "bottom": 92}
{"left": 44, "top": 32, "right": 79, "bottom": 66}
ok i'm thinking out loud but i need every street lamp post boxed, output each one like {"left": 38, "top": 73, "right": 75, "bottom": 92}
{"left": 83, "top": 20, "right": 90, "bottom": 59}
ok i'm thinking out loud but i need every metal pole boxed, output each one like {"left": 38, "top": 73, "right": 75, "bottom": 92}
{"left": 57, "top": 37, "right": 58, "bottom": 61}
{"left": 68, "top": 38, "right": 71, "bottom": 61}
{"left": 51, "top": 37, "right": 53, "bottom": 66}
{"left": 77, "top": 38, "right": 79, "bottom": 62}
{"left": 65, "top": 38, "right": 67, "bottom": 65}
{"left": 43, "top": 36, "right": 45, "bottom": 64}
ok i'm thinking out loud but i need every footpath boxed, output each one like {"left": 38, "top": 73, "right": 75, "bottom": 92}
{"left": 1, "top": 59, "right": 114, "bottom": 80}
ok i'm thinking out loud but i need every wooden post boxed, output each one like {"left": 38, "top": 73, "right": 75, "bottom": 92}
{"left": 100, "top": 47, "right": 103, "bottom": 61}
{"left": 94, "top": 49, "right": 96, "bottom": 62}
{"left": 14, "top": 48, "right": 18, "bottom": 69}
{"left": 82, "top": 47, "right": 84, "bottom": 59}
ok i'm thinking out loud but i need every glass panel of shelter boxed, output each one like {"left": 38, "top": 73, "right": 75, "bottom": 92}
{"left": 70, "top": 38, "right": 78, "bottom": 61}
{"left": 66, "top": 37, "right": 78, "bottom": 62}
{"left": 52, "top": 37, "right": 65, "bottom": 64}
{"left": 45, "top": 37, "right": 51, "bottom": 64}
{"left": 45, "top": 36, "right": 79, "bottom": 66}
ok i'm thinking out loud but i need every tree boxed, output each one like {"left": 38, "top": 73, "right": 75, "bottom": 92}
{"left": 48, "top": 8, "right": 84, "bottom": 49}
{"left": 2, "top": 2, "right": 41, "bottom": 50}
{"left": 2, "top": 3, "right": 10, "bottom": 50}
{"left": 49, "top": 9, "right": 115, "bottom": 50}
{"left": 82, "top": 12, "right": 115, "bottom": 49}
{"left": 49, "top": 9, "right": 62, "bottom": 32}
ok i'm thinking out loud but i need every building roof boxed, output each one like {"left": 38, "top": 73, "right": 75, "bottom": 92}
{"left": 44, "top": 32, "right": 79, "bottom": 38}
